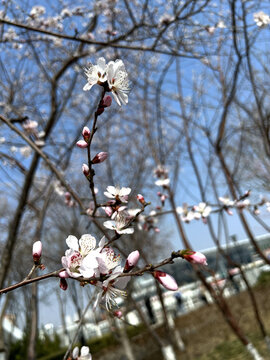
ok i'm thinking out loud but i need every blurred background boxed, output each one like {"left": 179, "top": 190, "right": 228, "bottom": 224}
{"left": 1, "top": 0, "right": 270, "bottom": 359}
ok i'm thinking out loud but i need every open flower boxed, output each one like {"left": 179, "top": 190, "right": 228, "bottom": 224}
{"left": 61, "top": 234, "right": 99, "bottom": 278}
{"left": 155, "top": 178, "right": 170, "bottom": 187}
{"left": 103, "top": 214, "right": 134, "bottom": 234}
{"left": 83, "top": 57, "right": 107, "bottom": 91}
{"left": 107, "top": 59, "right": 130, "bottom": 106}
{"left": 22, "top": 120, "right": 38, "bottom": 134}
{"left": 104, "top": 186, "right": 131, "bottom": 203}
{"left": 193, "top": 202, "right": 212, "bottom": 219}
{"left": 176, "top": 204, "right": 194, "bottom": 223}
{"left": 94, "top": 267, "right": 130, "bottom": 310}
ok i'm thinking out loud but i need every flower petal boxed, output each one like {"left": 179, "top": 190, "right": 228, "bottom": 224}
{"left": 66, "top": 235, "right": 79, "bottom": 251}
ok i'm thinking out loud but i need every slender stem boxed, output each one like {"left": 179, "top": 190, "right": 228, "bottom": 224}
{"left": 0, "top": 269, "right": 64, "bottom": 295}
{"left": 23, "top": 265, "right": 37, "bottom": 281}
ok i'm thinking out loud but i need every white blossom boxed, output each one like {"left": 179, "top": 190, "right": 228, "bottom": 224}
{"left": 104, "top": 186, "right": 131, "bottom": 203}
{"left": 107, "top": 59, "right": 130, "bottom": 106}
{"left": 94, "top": 267, "right": 130, "bottom": 310}
{"left": 155, "top": 178, "right": 170, "bottom": 187}
{"left": 176, "top": 205, "right": 194, "bottom": 223}
{"left": 61, "top": 234, "right": 99, "bottom": 278}
{"left": 20, "top": 146, "right": 32, "bottom": 158}
{"left": 254, "top": 11, "right": 270, "bottom": 27}
{"left": 30, "top": 6, "right": 46, "bottom": 18}
{"left": 193, "top": 202, "right": 212, "bottom": 218}
{"left": 83, "top": 57, "right": 107, "bottom": 91}
{"left": 219, "top": 196, "right": 235, "bottom": 207}
{"left": 104, "top": 214, "right": 134, "bottom": 234}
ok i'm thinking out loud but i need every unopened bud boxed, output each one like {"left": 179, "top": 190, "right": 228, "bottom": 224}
{"left": 76, "top": 140, "right": 88, "bottom": 148}
{"left": 59, "top": 270, "right": 69, "bottom": 278}
{"left": 92, "top": 152, "right": 108, "bottom": 164}
{"left": 160, "top": 194, "right": 166, "bottom": 204}
{"left": 65, "top": 192, "right": 71, "bottom": 201}
{"left": 60, "top": 278, "right": 68, "bottom": 291}
{"left": 102, "top": 95, "right": 112, "bottom": 108}
{"left": 124, "top": 250, "right": 140, "bottom": 272}
{"left": 113, "top": 310, "right": 123, "bottom": 318}
{"left": 32, "top": 241, "right": 42, "bottom": 264}
{"left": 183, "top": 251, "right": 208, "bottom": 266}
{"left": 137, "top": 194, "right": 145, "bottom": 205}
{"left": 82, "top": 126, "right": 91, "bottom": 142}
{"left": 153, "top": 271, "right": 178, "bottom": 291}
{"left": 82, "top": 163, "right": 90, "bottom": 177}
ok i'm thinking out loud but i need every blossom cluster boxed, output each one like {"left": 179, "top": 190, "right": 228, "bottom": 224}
{"left": 177, "top": 202, "right": 212, "bottom": 223}
{"left": 61, "top": 234, "right": 139, "bottom": 309}
{"left": 59, "top": 233, "right": 208, "bottom": 310}
{"left": 254, "top": 11, "right": 270, "bottom": 27}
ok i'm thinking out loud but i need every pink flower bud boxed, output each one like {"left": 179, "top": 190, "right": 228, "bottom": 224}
{"left": 226, "top": 208, "right": 233, "bottom": 216}
{"left": 32, "top": 241, "right": 42, "bottom": 263}
{"left": 160, "top": 194, "right": 166, "bottom": 204}
{"left": 76, "top": 140, "right": 88, "bottom": 148}
{"left": 102, "top": 95, "right": 112, "bottom": 108}
{"left": 137, "top": 194, "right": 145, "bottom": 205}
{"left": 154, "top": 271, "right": 178, "bottom": 291}
{"left": 184, "top": 251, "right": 207, "bottom": 266}
{"left": 82, "top": 126, "right": 91, "bottom": 142}
{"left": 124, "top": 250, "right": 140, "bottom": 272}
{"left": 59, "top": 270, "right": 69, "bottom": 278}
{"left": 92, "top": 152, "right": 108, "bottom": 164}
{"left": 60, "top": 278, "right": 68, "bottom": 291}
{"left": 113, "top": 310, "right": 123, "bottom": 318}
{"left": 82, "top": 163, "right": 90, "bottom": 177}
{"left": 65, "top": 192, "right": 71, "bottom": 201}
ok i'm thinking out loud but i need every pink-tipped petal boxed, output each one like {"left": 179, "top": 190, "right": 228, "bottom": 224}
{"left": 32, "top": 241, "right": 42, "bottom": 263}
{"left": 154, "top": 271, "right": 178, "bottom": 291}
{"left": 82, "top": 163, "right": 90, "bottom": 177}
{"left": 82, "top": 126, "right": 91, "bottom": 142}
{"left": 124, "top": 250, "right": 140, "bottom": 272}
{"left": 76, "top": 140, "right": 88, "bottom": 148}
{"left": 92, "top": 152, "right": 108, "bottom": 164}
{"left": 137, "top": 194, "right": 145, "bottom": 205}
{"left": 184, "top": 251, "right": 208, "bottom": 266}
